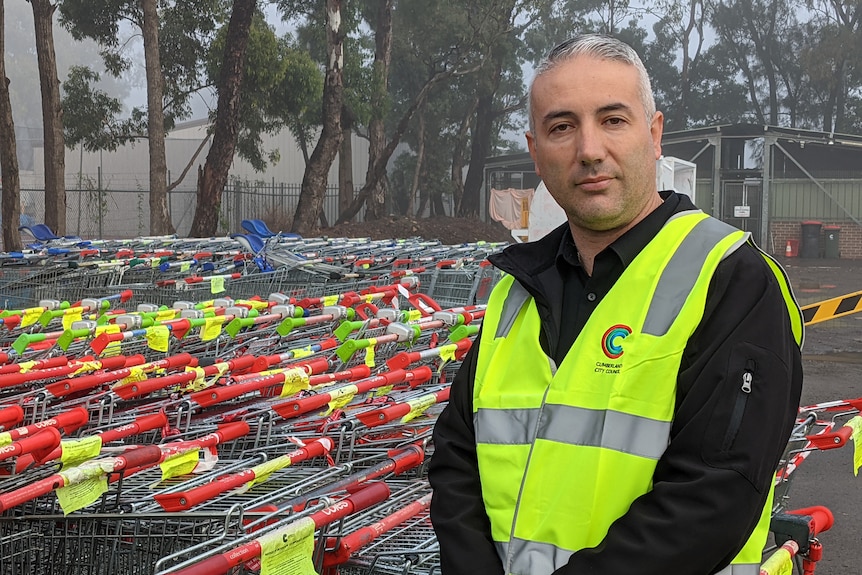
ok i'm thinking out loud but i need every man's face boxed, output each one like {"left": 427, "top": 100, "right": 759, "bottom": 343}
{"left": 526, "top": 55, "right": 664, "bottom": 233}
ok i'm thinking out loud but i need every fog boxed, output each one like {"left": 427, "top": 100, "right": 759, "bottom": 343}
{"left": 5, "top": 3, "right": 139, "bottom": 171}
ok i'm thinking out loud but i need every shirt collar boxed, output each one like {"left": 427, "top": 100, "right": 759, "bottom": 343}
{"left": 555, "top": 191, "right": 681, "bottom": 270}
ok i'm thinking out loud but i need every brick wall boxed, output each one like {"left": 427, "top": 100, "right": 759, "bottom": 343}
{"left": 770, "top": 220, "right": 862, "bottom": 260}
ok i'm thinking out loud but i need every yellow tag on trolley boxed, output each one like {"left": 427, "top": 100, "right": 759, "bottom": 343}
{"left": 62, "top": 309, "right": 83, "bottom": 331}
{"left": 201, "top": 317, "right": 223, "bottom": 341}
{"left": 21, "top": 308, "right": 43, "bottom": 328}
{"left": 160, "top": 449, "right": 199, "bottom": 481}
{"left": 401, "top": 394, "right": 437, "bottom": 423}
{"left": 259, "top": 516, "right": 316, "bottom": 575}
{"left": 280, "top": 368, "right": 310, "bottom": 398}
{"left": 146, "top": 326, "right": 170, "bottom": 352}
{"left": 844, "top": 416, "right": 862, "bottom": 476}
{"left": 210, "top": 277, "right": 226, "bottom": 294}
{"left": 60, "top": 436, "right": 103, "bottom": 468}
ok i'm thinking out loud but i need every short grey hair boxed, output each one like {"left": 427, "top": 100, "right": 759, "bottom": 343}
{"left": 527, "top": 34, "right": 656, "bottom": 133}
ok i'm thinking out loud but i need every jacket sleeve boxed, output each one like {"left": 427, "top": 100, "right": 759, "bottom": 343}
{"left": 429, "top": 331, "right": 505, "bottom": 575}
{"left": 557, "top": 246, "right": 803, "bottom": 575}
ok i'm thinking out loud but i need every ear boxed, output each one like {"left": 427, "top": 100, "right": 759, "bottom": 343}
{"left": 650, "top": 111, "right": 664, "bottom": 160}
{"left": 526, "top": 131, "right": 541, "bottom": 177}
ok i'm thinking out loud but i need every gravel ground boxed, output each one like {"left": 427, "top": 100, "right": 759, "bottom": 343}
{"left": 778, "top": 256, "right": 862, "bottom": 573}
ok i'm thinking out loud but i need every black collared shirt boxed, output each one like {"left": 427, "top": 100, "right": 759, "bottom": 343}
{"left": 554, "top": 192, "right": 680, "bottom": 360}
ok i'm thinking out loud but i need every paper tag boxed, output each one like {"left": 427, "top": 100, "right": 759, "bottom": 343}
{"left": 401, "top": 394, "right": 438, "bottom": 423}
{"left": 405, "top": 310, "right": 422, "bottom": 322}
{"left": 438, "top": 344, "right": 457, "bottom": 362}
{"left": 845, "top": 416, "right": 862, "bottom": 476}
{"left": 183, "top": 366, "right": 208, "bottom": 392}
{"left": 55, "top": 459, "right": 116, "bottom": 515}
{"left": 280, "top": 368, "right": 311, "bottom": 398}
{"left": 156, "top": 309, "right": 176, "bottom": 321}
{"left": 201, "top": 317, "right": 223, "bottom": 341}
{"left": 72, "top": 360, "right": 104, "bottom": 376}
{"left": 94, "top": 324, "right": 122, "bottom": 357}
{"left": 364, "top": 343, "right": 376, "bottom": 368}
{"left": 60, "top": 436, "right": 103, "bottom": 468}
{"left": 146, "top": 326, "right": 170, "bottom": 352}
{"left": 196, "top": 446, "right": 219, "bottom": 474}
{"left": 323, "top": 295, "right": 339, "bottom": 306}
{"left": 210, "top": 277, "right": 226, "bottom": 294}
{"left": 291, "top": 346, "right": 314, "bottom": 360}
{"left": 160, "top": 449, "right": 199, "bottom": 481}
{"left": 180, "top": 262, "right": 191, "bottom": 272}
{"left": 759, "top": 544, "right": 794, "bottom": 575}
{"left": 321, "top": 389, "right": 356, "bottom": 416}
{"left": 56, "top": 476, "right": 108, "bottom": 515}
{"left": 373, "top": 385, "right": 394, "bottom": 397}
{"left": 246, "top": 454, "right": 292, "bottom": 490}
{"left": 0, "top": 432, "right": 12, "bottom": 447}
{"left": 16, "top": 360, "right": 37, "bottom": 374}
{"left": 259, "top": 516, "right": 317, "bottom": 575}
{"left": 62, "top": 309, "right": 84, "bottom": 331}
{"left": 118, "top": 366, "right": 147, "bottom": 387}
{"left": 21, "top": 308, "right": 43, "bottom": 328}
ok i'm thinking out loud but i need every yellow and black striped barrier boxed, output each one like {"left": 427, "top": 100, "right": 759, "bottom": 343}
{"left": 801, "top": 290, "right": 862, "bottom": 326}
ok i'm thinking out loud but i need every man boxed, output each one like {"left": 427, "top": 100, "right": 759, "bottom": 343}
{"left": 428, "top": 34, "right": 803, "bottom": 575}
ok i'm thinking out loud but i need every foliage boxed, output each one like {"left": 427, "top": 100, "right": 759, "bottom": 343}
{"left": 59, "top": 0, "right": 227, "bottom": 130}
{"left": 206, "top": 13, "right": 324, "bottom": 171}
{"left": 61, "top": 66, "right": 142, "bottom": 152}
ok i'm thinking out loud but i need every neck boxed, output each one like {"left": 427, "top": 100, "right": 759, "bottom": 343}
{"left": 570, "top": 193, "right": 663, "bottom": 276}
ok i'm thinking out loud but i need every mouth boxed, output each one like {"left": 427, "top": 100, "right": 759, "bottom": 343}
{"left": 576, "top": 176, "right": 613, "bottom": 191}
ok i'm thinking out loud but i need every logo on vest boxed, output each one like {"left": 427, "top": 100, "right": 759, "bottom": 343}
{"left": 601, "top": 324, "right": 631, "bottom": 359}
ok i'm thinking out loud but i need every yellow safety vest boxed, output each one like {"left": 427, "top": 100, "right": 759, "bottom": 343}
{"left": 474, "top": 211, "right": 803, "bottom": 575}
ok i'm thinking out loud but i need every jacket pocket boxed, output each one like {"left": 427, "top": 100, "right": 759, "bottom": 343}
{"left": 703, "top": 342, "right": 792, "bottom": 491}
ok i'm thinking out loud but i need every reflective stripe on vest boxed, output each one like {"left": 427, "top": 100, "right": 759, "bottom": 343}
{"left": 496, "top": 539, "right": 761, "bottom": 575}
{"left": 475, "top": 404, "right": 670, "bottom": 460}
{"left": 643, "top": 214, "right": 749, "bottom": 336}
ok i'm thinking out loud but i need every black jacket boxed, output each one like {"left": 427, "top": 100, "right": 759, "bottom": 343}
{"left": 429, "top": 193, "right": 803, "bottom": 575}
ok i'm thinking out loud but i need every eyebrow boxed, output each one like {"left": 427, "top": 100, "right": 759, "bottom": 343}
{"left": 541, "top": 102, "right": 635, "bottom": 126}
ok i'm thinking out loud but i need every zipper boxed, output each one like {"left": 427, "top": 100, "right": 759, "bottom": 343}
{"left": 722, "top": 359, "right": 755, "bottom": 451}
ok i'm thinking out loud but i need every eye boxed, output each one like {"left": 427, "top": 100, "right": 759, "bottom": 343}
{"left": 605, "top": 117, "right": 626, "bottom": 126}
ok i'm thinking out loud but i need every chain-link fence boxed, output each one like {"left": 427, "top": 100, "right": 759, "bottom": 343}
{"left": 16, "top": 177, "right": 358, "bottom": 240}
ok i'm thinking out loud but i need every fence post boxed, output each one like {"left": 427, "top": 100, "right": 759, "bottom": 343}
{"left": 234, "top": 179, "right": 242, "bottom": 233}
{"left": 98, "top": 166, "right": 103, "bottom": 239}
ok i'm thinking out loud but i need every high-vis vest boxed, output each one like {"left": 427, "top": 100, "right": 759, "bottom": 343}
{"left": 473, "top": 211, "right": 803, "bottom": 575}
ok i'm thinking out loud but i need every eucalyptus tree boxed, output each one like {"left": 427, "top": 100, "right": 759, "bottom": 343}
{"left": 706, "top": 0, "right": 803, "bottom": 126}
{"left": 0, "top": 1, "right": 22, "bottom": 250}
{"left": 59, "top": 0, "right": 227, "bottom": 235}
{"left": 190, "top": 0, "right": 257, "bottom": 237}
{"left": 28, "top": 0, "right": 66, "bottom": 234}
{"left": 286, "top": 0, "right": 348, "bottom": 235}
{"left": 799, "top": 0, "right": 862, "bottom": 132}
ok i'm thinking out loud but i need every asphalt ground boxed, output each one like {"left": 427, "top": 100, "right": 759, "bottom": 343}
{"left": 775, "top": 256, "right": 862, "bottom": 573}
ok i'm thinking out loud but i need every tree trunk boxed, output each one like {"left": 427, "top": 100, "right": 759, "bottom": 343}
{"left": 142, "top": 0, "right": 174, "bottom": 235}
{"left": 31, "top": 0, "right": 65, "bottom": 235}
{"left": 338, "top": 106, "right": 354, "bottom": 220}
{"left": 0, "top": 1, "right": 22, "bottom": 251}
{"left": 188, "top": 0, "right": 255, "bottom": 237}
{"left": 364, "top": 0, "right": 394, "bottom": 220}
{"left": 452, "top": 98, "right": 477, "bottom": 213}
{"left": 460, "top": 84, "right": 498, "bottom": 217}
{"left": 408, "top": 111, "right": 425, "bottom": 217}
{"left": 291, "top": 0, "right": 345, "bottom": 236}
{"left": 335, "top": 71, "right": 448, "bottom": 225}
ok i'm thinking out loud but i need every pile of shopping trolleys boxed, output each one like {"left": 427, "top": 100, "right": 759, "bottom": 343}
{"left": 0, "top": 228, "right": 859, "bottom": 575}
{"left": 0, "top": 229, "right": 505, "bottom": 575}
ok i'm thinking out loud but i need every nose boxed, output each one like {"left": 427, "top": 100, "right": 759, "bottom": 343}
{"left": 575, "top": 122, "right": 606, "bottom": 166}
